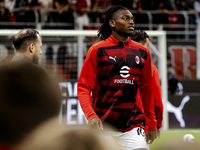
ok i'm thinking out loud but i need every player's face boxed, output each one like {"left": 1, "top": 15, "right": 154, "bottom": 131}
{"left": 111, "top": 9, "right": 135, "bottom": 37}
{"left": 32, "top": 34, "right": 42, "bottom": 64}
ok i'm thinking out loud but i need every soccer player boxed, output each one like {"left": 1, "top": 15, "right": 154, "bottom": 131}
{"left": 132, "top": 30, "right": 163, "bottom": 138}
{"left": 78, "top": 5, "right": 157, "bottom": 150}
{"left": 12, "top": 28, "right": 42, "bottom": 64}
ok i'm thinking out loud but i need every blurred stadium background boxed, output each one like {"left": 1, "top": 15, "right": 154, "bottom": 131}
{"left": 150, "top": 129, "right": 200, "bottom": 149}
{"left": 0, "top": 0, "right": 200, "bottom": 144}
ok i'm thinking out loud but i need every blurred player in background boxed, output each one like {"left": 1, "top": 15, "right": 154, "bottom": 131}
{"left": 132, "top": 30, "right": 163, "bottom": 138}
{"left": 12, "top": 28, "right": 42, "bottom": 64}
{"left": 78, "top": 5, "right": 157, "bottom": 150}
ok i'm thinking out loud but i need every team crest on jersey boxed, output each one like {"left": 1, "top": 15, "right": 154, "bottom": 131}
{"left": 135, "top": 56, "right": 140, "bottom": 64}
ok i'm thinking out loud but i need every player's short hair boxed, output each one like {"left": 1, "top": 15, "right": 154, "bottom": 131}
{"left": 131, "top": 30, "right": 149, "bottom": 45}
{"left": 0, "top": 62, "right": 61, "bottom": 146}
{"left": 13, "top": 28, "right": 39, "bottom": 52}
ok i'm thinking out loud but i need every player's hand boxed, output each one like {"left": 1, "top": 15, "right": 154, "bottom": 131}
{"left": 157, "top": 129, "right": 161, "bottom": 138}
{"left": 88, "top": 117, "right": 103, "bottom": 131}
{"left": 146, "top": 129, "right": 157, "bottom": 144}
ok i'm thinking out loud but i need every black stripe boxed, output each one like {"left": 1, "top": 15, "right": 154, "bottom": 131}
{"left": 97, "top": 61, "right": 111, "bottom": 67}
{"left": 97, "top": 46, "right": 124, "bottom": 57}
{"left": 132, "top": 119, "right": 145, "bottom": 125}
{"left": 139, "top": 49, "right": 147, "bottom": 59}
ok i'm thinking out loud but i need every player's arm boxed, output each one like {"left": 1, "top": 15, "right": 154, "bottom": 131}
{"left": 139, "top": 49, "right": 157, "bottom": 130}
{"left": 152, "top": 65, "right": 163, "bottom": 130}
{"left": 139, "top": 48, "right": 157, "bottom": 143}
{"left": 77, "top": 46, "right": 103, "bottom": 130}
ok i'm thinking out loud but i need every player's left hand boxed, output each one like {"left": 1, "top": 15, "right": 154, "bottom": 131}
{"left": 157, "top": 129, "right": 161, "bottom": 138}
{"left": 146, "top": 129, "right": 157, "bottom": 144}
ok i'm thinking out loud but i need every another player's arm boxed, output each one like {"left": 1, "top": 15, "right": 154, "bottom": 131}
{"left": 152, "top": 65, "right": 163, "bottom": 137}
{"left": 139, "top": 48, "right": 157, "bottom": 144}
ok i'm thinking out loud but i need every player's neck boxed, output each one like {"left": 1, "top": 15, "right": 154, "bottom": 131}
{"left": 112, "top": 32, "right": 129, "bottom": 42}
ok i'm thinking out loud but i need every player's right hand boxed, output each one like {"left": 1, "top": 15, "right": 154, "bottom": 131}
{"left": 88, "top": 117, "right": 103, "bottom": 131}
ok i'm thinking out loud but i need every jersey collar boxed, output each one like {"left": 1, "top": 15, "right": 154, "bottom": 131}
{"left": 108, "top": 35, "right": 131, "bottom": 46}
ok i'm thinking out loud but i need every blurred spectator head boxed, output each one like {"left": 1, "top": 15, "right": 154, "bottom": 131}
{"left": 17, "top": 123, "right": 121, "bottom": 150}
{"left": 0, "top": 62, "right": 61, "bottom": 147}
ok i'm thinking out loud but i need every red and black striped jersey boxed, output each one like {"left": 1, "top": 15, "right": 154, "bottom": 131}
{"left": 78, "top": 35, "right": 157, "bottom": 132}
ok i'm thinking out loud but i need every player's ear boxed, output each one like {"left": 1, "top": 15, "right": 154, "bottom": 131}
{"left": 109, "top": 19, "right": 115, "bottom": 28}
{"left": 28, "top": 43, "right": 34, "bottom": 53}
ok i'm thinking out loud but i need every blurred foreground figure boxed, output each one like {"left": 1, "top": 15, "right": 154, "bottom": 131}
{"left": 12, "top": 28, "right": 42, "bottom": 64}
{"left": 0, "top": 62, "right": 61, "bottom": 149}
{"left": 16, "top": 118, "right": 121, "bottom": 150}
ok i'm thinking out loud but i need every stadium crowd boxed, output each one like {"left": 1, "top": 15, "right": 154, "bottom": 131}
{"left": 0, "top": 0, "right": 200, "bottom": 30}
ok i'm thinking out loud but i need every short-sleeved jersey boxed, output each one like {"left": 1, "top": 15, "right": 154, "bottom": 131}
{"left": 78, "top": 35, "right": 157, "bottom": 132}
